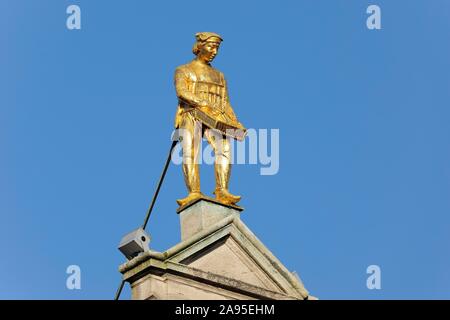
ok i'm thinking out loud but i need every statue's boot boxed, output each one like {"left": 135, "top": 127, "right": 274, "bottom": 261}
{"left": 213, "top": 162, "right": 241, "bottom": 205}
{"left": 177, "top": 160, "right": 203, "bottom": 207}
{"left": 177, "top": 191, "right": 204, "bottom": 207}
{"left": 214, "top": 188, "right": 241, "bottom": 206}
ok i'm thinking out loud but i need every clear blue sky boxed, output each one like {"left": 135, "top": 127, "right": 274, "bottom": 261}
{"left": 1, "top": 0, "right": 450, "bottom": 299}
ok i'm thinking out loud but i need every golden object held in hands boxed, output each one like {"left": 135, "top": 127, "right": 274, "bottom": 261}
{"left": 191, "top": 106, "right": 246, "bottom": 141}
{"left": 174, "top": 32, "right": 246, "bottom": 208}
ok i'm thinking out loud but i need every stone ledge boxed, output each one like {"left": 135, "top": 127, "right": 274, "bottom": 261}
{"left": 176, "top": 195, "right": 243, "bottom": 213}
{"left": 125, "top": 259, "right": 301, "bottom": 300}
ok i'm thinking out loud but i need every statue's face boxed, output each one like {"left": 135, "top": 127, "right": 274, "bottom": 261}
{"left": 198, "top": 41, "right": 220, "bottom": 63}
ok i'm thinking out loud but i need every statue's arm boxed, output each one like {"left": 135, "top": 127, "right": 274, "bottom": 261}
{"left": 174, "top": 67, "right": 207, "bottom": 108}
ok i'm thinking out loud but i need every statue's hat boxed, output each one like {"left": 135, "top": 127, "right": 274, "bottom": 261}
{"left": 195, "top": 32, "right": 223, "bottom": 43}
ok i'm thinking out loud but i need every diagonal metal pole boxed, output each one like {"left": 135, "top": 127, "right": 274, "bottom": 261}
{"left": 114, "top": 139, "right": 179, "bottom": 300}
{"left": 114, "top": 280, "right": 125, "bottom": 301}
{"left": 142, "top": 139, "right": 179, "bottom": 230}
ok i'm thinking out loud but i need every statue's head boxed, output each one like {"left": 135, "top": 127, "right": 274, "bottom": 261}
{"left": 193, "top": 32, "right": 223, "bottom": 64}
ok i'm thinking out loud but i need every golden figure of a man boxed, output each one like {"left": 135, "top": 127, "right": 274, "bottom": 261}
{"left": 174, "top": 32, "right": 245, "bottom": 207}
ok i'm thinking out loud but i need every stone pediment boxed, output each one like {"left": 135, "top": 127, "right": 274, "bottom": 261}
{"left": 178, "top": 235, "right": 282, "bottom": 292}
{"left": 120, "top": 199, "right": 311, "bottom": 300}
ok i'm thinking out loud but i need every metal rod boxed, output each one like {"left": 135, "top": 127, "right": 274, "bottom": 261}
{"left": 142, "top": 139, "right": 178, "bottom": 230}
{"left": 114, "top": 280, "right": 125, "bottom": 300}
{"left": 115, "top": 139, "right": 178, "bottom": 300}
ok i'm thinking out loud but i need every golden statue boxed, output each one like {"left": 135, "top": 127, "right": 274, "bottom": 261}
{"left": 174, "top": 32, "right": 246, "bottom": 207}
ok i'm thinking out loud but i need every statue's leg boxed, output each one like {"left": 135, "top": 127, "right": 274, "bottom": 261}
{"left": 177, "top": 113, "right": 203, "bottom": 206}
{"left": 204, "top": 129, "right": 241, "bottom": 205}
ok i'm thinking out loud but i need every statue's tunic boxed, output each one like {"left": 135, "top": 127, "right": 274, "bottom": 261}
{"left": 174, "top": 60, "right": 240, "bottom": 130}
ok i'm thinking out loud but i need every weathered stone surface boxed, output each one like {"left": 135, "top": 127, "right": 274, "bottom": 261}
{"left": 119, "top": 200, "right": 311, "bottom": 300}
{"left": 178, "top": 196, "right": 242, "bottom": 241}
